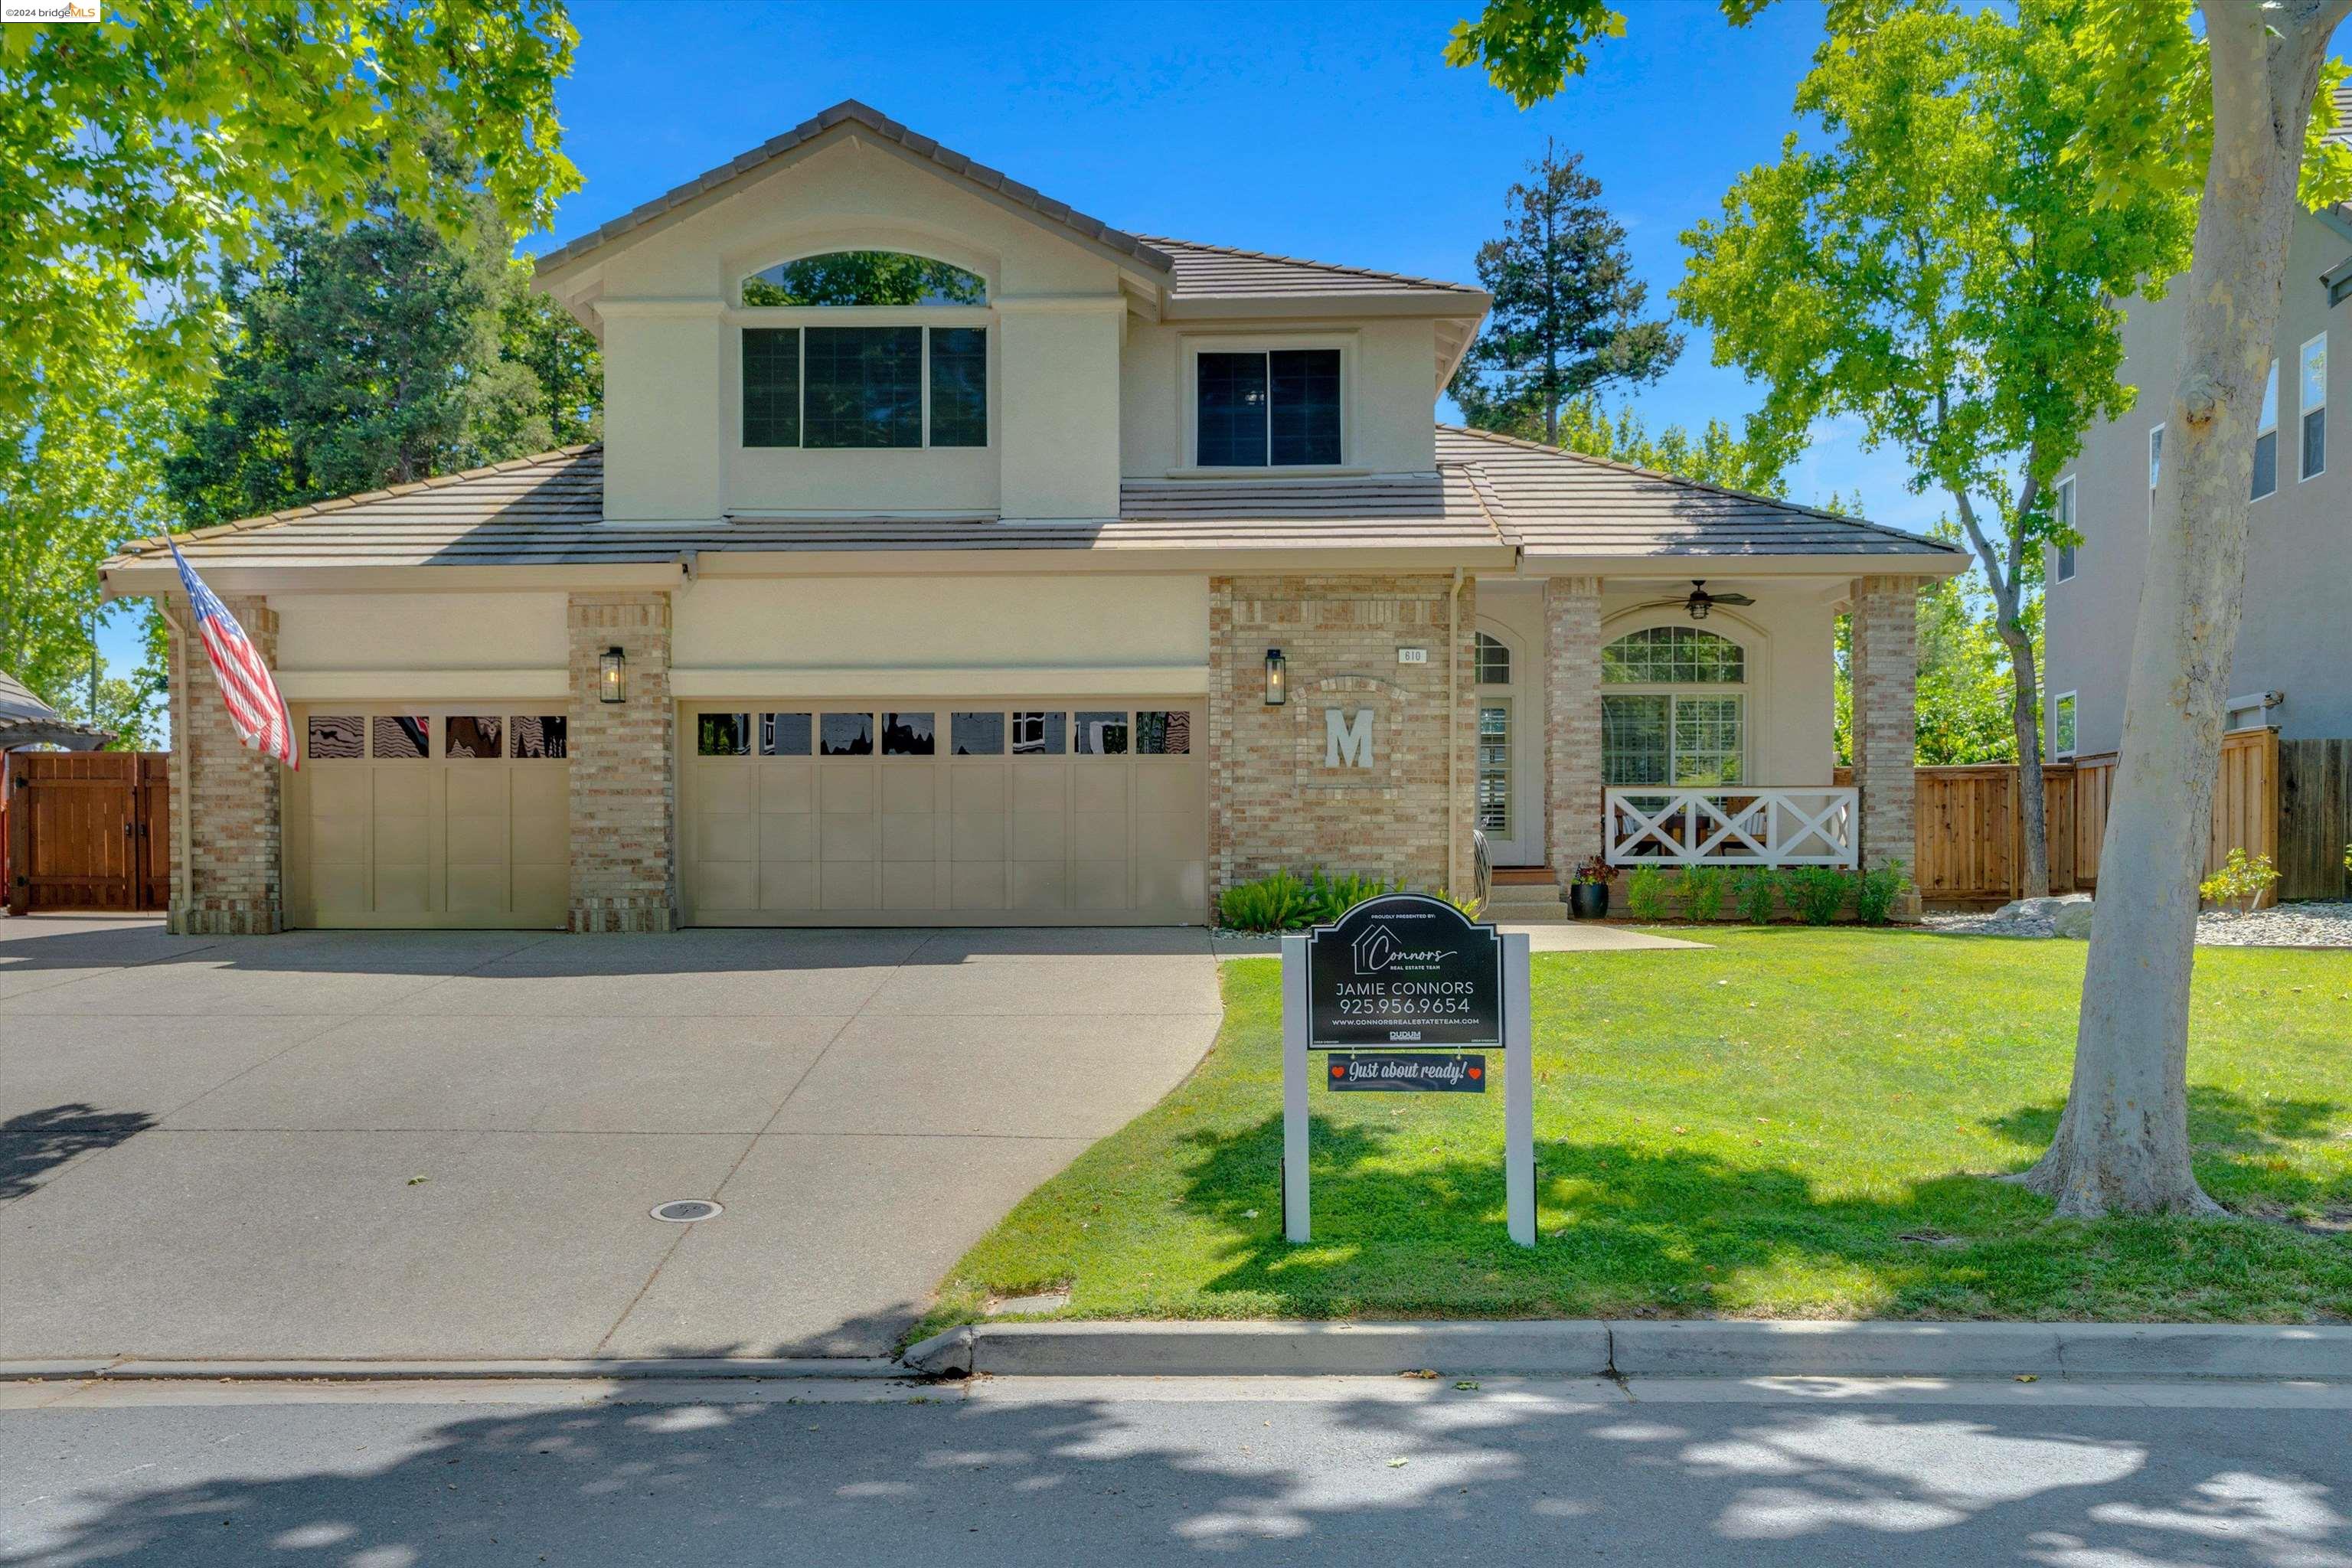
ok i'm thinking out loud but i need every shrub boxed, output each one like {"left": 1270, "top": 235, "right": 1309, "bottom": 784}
{"left": 1785, "top": 865, "right": 1850, "bottom": 926}
{"left": 1439, "top": 889, "right": 1486, "bottom": 921}
{"left": 1217, "top": 870, "right": 1315, "bottom": 932}
{"left": 1854, "top": 859, "right": 1910, "bottom": 926}
{"left": 1732, "top": 867, "right": 1781, "bottom": 925}
{"left": 1681, "top": 865, "right": 1730, "bottom": 923}
{"left": 2198, "top": 848, "right": 2279, "bottom": 915}
{"left": 1625, "top": 865, "right": 1671, "bottom": 922}
{"left": 1304, "top": 868, "right": 1396, "bottom": 926}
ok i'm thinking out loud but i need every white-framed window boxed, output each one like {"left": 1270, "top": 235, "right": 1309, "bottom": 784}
{"left": 2051, "top": 690, "right": 2078, "bottom": 760}
{"left": 2147, "top": 423, "right": 2163, "bottom": 529}
{"left": 2053, "top": 474, "right": 2076, "bottom": 583}
{"left": 1599, "top": 626, "right": 1746, "bottom": 786}
{"left": 2252, "top": 360, "right": 2279, "bottom": 498}
{"left": 2301, "top": 332, "right": 2327, "bottom": 480}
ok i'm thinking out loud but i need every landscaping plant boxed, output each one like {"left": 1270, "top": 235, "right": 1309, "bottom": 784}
{"left": 1624, "top": 865, "right": 1670, "bottom": 922}
{"left": 1217, "top": 870, "right": 1315, "bottom": 932}
{"left": 2198, "top": 849, "right": 2280, "bottom": 916}
{"left": 1680, "top": 864, "right": 1729, "bottom": 923}
{"left": 1304, "top": 869, "right": 1396, "bottom": 926}
{"left": 1854, "top": 859, "right": 1910, "bottom": 927}
{"left": 1732, "top": 867, "right": 1780, "bottom": 925}
{"left": 1785, "top": 865, "right": 1850, "bottom": 926}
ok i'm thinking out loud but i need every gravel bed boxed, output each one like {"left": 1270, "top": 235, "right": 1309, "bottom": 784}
{"left": 1926, "top": 898, "right": 2352, "bottom": 947}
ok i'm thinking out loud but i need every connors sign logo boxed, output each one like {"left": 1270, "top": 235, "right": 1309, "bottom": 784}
{"left": 1349, "top": 922, "right": 1447, "bottom": 977}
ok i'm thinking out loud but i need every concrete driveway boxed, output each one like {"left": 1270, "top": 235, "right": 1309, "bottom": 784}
{"left": 0, "top": 916, "right": 1220, "bottom": 1362}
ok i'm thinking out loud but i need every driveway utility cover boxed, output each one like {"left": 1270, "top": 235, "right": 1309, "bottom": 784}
{"left": 0, "top": 918, "right": 1218, "bottom": 1360}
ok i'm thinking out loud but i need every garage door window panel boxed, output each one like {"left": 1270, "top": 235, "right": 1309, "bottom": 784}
{"left": 445, "top": 717, "right": 503, "bottom": 760}
{"left": 761, "top": 712, "right": 812, "bottom": 756}
{"left": 697, "top": 714, "right": 752, "bottom": 756}
{"left": 1135, "top": 710, "right": 1191, "bottom": 755}
{"left": 1075, "top": 710, "right": 1129, "bottom": 756}
{"left": 882, "top": 712, "right": 936, "bottom": 756}
{"left": 822, "top": 713, "right": 875, "bottom": 756}
{"left": 309, "top": 715, "right": 363, "bottom": 760}
{"left": 511, "top": 716, "right": 566, "bottom": 759}
{"left": 1012, "top": 711, "right": 1066, "bottom": 756}
{"left": 952, "top": 711, "right": 1004, "bottom": 755}
{"left": 373, "top": 716, "right": 429, "bottom": 760}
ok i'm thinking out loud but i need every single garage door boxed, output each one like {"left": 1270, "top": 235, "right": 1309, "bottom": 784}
{"left": 682, "top": 699, "right": 1207, "bottom": 925}
{"left": 284, "top": 704, "right": 570, "bottom": 928}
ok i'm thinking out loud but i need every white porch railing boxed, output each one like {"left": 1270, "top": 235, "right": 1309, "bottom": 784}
{"left": 1604, "top": 786, "right": 1859, "bottom": 868}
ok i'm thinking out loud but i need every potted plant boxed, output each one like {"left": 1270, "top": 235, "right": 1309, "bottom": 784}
{"left": 1569, "top": 855, "right": 1612, "bottom": 920}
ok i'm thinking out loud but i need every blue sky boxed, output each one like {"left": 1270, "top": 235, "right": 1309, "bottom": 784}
{"left": 103, "top": 0, "right": 1926, "bottom": 687}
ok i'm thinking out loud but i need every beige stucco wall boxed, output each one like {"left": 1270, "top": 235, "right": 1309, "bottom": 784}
{"left": 585, "top": 136, "right": 1133, "bottom": 523}
{"left": 272, "top": 593, "right": 570, "bottom": 698}
{"left": 668, "top": 573, "right": 1210, "bottom": 694}
{"left": 1119, "top": 316, "right": 1440, "bottom": 477}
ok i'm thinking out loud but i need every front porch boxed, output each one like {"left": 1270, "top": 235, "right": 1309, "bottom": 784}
{"left": 1472, "top": 572, "right": 1927, "bottom": 916}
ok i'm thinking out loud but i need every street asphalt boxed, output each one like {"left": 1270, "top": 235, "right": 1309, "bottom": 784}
{"left": 0, "top": 916, "right": 1220, "bottom": 1360}
{"left": 2, "top": 1374, "right": 2349, "bottom": 1565}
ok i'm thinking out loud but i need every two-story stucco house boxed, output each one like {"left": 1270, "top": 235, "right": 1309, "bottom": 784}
{"left": 101, "top": 101, "right": 1962, "bottom": 936}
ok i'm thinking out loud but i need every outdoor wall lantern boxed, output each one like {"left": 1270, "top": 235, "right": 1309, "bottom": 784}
{"left": 599, "top": 646, "right": 627, "bottom": 704}
{"left": 1264, "top": 648, "right": 1287, "bottom": 706}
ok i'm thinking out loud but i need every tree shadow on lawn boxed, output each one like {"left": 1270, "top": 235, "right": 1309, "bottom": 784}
{"left": 1988, "top": 1087, "right": 2352, "bottom": 1224}
{"left": 1164, "top": 1086, "right": 2352, "bottom": 1321}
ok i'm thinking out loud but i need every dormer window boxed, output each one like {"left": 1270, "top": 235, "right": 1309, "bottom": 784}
{"left": 740, "top": 250, "right": 988, "bottom": 451}
{"left": 1197, "top": 349, "right": 1341, "bottom": 466}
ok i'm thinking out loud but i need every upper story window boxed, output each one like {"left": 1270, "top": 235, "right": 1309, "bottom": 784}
{"left": 2301, "top": 332, "right": 2327, "bottom": 480}
{"left": 2252, "top": 360, "right": 2279, "bottom": 498}
{"left": 1197, "top": 348, "right": 1341, "bottom": 466}
{"left": 2052, "top": 691, "right": 2078, "bottom": 759}
{"left": 1474, "top": 632, "right": 1512, "bottom": 685}
{"left": 740, "top": 251, "right": 988, "bottom": 452}
{"left": 2053, "top": 475, "right": 2076, "bottom": 583}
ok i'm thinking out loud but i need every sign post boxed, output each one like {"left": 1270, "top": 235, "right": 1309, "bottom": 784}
{"left": 1280, "top": 893, "right": 1534, "bottom": 1247}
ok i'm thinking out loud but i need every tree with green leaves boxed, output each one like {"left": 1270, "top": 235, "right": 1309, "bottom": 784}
{"left": 1449, "top": 145, "right": 1681, "bottom": 443}
{"left": 165, "top": 200, "right": 602, "bottom": 527}
{"left": 0, "top": 0, "right": 578, "bottom": 728}
{"left": 1447, "top": 0, "right": 2352, "bottom": 1214}
{"left": 1547, "top": 394, "right": 1788, "bottom": 496}
{"left": 1837, "top": 525, "right": 2034, "bottom": 768}
{"left": 1675, "top": 0, "right": 2198, "bottom": 900}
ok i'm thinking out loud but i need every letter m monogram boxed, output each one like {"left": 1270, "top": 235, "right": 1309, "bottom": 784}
{"left": 1324, "top": 707, "right": 1374, "bottom": 769}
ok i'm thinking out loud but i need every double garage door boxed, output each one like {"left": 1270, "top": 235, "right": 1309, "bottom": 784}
{"left": 284, "top": 703, "right": 570, "bottom": 929}
{"left": 682, "top": 698, "right": 1207, "bottom": 925}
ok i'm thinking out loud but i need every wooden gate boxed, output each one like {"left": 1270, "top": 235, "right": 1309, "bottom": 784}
{"left": 4, "top": 752, "right": 170, "bottom": 914}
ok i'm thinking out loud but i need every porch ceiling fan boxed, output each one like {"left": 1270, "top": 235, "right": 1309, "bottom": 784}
{"left": 1634, "top": 580, "right": 1756, "bottom": 621}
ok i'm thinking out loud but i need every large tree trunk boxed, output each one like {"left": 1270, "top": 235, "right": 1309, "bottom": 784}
{"left": 1998, "top": 619, "right": 2050, "bottom": 899}
{"left": 2024, "top": 3, "right": 2344, "bottom": 1217}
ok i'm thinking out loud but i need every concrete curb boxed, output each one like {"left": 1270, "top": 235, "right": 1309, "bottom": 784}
{"left": 0, "top": 1357, "right": 910, "bottom": 1383}
{"left": 900, "top": 1320, "right": 2352, "bottom": 1382}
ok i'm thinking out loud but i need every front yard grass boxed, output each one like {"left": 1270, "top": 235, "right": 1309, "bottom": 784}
{"left": 926, "top": 930, "right": 2352, "bottom": 1336}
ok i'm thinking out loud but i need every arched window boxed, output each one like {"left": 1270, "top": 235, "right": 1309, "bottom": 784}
{"left": 1473, "top": 632, "right": 1511, "bottom": 686}
{"left": 1600, "top": 626, "right": 1746, "bottom": 787}
{"left": 737, "top": 252, "right": 989, "bottom": 452}
{"left": 740, "top": 251, "right": 986, "bottom": 308}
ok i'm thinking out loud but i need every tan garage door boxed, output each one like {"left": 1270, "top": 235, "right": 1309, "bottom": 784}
{"left": 683, "top": 700, "right": 1207, "bottom": 926}
{"left": 285, "top": 704, "right": 570, "bottom": 929}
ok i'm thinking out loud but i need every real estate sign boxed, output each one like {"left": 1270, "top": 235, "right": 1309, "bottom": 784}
{"left": 1280, "top": 893, "right": 1534, "bottom": 1247}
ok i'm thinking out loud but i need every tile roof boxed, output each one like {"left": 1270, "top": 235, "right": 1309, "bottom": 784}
{"left": 1436, "top": 426, "right": 1962, "bottom": 559}
{"left": 1, "top": 667, "right": 109, "bottom": 749}
{"left": 534, "top": 100, "right": 1173, "bottom": 279}
{"left": 107, "top": 430, "right": 1956, "bottom": 574}
{"left": 1138, "top": 237, "right": 1483, "bottom": 300}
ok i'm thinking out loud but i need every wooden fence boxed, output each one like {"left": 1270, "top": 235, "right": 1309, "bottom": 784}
{"left": 2278, "top": 738, "right": 2352, "bottom": 901}
{"left": 1844, "top": 727, "right": 2290, "bottom": 906}
{"left": 3, "top": 751, "right": 170, "bottom": 915}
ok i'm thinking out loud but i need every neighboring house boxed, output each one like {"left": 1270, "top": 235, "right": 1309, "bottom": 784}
{"left": 2045, "top": 90, "right": 2352, "bottom": 763}
{"left": 100, "top": 100, "right": 1962, "bottom": 936}
{"left": 0, "top": 670, "right": 109, "bottom": 753}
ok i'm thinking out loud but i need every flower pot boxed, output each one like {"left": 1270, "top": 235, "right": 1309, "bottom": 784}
{"left": 1570, "top": 882, "right": 1609, "bottom": 920}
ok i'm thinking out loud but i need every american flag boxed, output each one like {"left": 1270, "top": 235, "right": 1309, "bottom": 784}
{"left": 168, "top": 540, "right": 299, "bottom": 770}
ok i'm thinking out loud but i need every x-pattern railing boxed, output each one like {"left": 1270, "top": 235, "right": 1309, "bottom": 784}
{"left": 1604, "top": 786, "right": 1858, "bottom": 867}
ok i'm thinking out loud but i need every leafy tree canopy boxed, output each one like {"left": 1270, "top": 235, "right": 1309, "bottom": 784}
{"left": 1539, "top": 394, "right": 1791, "bottom": 498}
{"left": 1449, "top": 145, "right": 1681, "bottom": 443}
{"left": 164, "top": 198, "right": 603, "bottom": 528}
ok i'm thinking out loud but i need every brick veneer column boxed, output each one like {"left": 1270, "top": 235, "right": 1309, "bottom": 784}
{"left": 1207, "top": 574, "right": 1477, "bottom": 906}
{"left": 1544, "top": 575, "right": 1604, "bottom": 890}
{"left": 567, "top": 592, "right": 678, "bottom": 933}
{"left": 1850, "top": 575, "right": 1922, "bottom": 877}
{"left": 166, "top": 593, "right": 285, "bottom": 935}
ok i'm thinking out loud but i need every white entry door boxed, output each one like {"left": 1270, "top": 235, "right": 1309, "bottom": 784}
{"left": 1475, "top": 631, "right": 1539, "bottom": 864}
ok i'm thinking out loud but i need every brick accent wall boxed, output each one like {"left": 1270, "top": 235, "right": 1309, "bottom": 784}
{"left": 166, "top": 594, "right": 284, "bottom": 935}
{"left": 1207, "top": 574, "right": 1478, "bottom": 906}
{"left": 1850, "top": 575, "right": 1923, "bottom": 877}
{"left": 1544, "top": 576, "right": 1604, "bottom": 887}
{"left": 567, "top": 592, "right": 678, "bottom": 933}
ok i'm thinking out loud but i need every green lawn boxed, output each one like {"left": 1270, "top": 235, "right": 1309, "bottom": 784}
{"left": 926, "top": 930, "right": 2352, "bottom": 1336}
